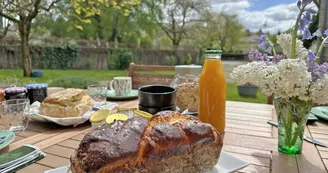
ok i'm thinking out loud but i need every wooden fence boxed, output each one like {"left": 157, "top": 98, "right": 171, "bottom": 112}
{"left": 0, "top": 45, "right": 246, "bottom": 69}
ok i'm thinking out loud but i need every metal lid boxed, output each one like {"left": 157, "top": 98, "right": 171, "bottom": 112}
{"left": 4, "top": 87, "right": 27, "bottom": 94}
{"left": 204, "top": 50, "right": 222, "bottom": 55}
{"left": 25, "top": 83, "right": 48, "bottom": 89}
{"left": 174, "top": 65, "right": 202, "bottom": 76}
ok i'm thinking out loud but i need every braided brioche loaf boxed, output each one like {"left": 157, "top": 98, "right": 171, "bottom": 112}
{"left": 70, "top": 111, "right": 223, "bottom": 173}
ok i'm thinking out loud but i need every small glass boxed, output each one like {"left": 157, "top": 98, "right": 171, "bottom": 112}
{"left": 88, "top": 85, "right": 107, "bottom": 106}
{"left": 0, "top": 99, "right": 30, "bottom": 132}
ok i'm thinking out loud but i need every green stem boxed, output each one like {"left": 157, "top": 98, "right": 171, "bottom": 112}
{"left": 291, "top": 6, "right": 305, "bottom": 59}
{"left": 284, "top": 105, "right": 295, "bottom": 147}
{"left": 317, "top": 37, "right": 328, "bottom": 57}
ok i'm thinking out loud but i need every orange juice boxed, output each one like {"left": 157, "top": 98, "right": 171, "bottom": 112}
{"left": 199, "top": 50, "right": 226, "bottom": 133}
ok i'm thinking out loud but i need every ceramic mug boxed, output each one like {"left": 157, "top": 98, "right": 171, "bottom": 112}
{"left": 109, "top": 77, "right": 132, "bottom": 96}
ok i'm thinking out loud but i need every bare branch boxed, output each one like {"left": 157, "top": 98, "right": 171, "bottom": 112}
{"left": 41, "top": 0, "right": 61, "bottom": 12}
{"left": 0, "top": 12, "right": 19, "bottom": 23}
{"left": 161, "top": 25, "right": 174, "bottom": 41}
{"left": 27, "top": 0, "right": 42, "bottom": 20}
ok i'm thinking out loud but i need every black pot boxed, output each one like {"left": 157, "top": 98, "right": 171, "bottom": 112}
{"left": 237, "top": 85, "right": 258, "bottom": 97}
{"left": 138, "top": 85, "right": 176, "bottom": 108}
{"left": 139, "top": 104, "right": 177, "bottom": 115}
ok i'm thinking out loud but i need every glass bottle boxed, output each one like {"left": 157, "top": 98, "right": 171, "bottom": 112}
{"left": 199, "top": 50, "right": 226, "bottom": 134}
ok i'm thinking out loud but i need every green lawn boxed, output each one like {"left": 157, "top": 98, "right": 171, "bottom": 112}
{"left": 0, "top": 69, "right": 267, "bottom": 104}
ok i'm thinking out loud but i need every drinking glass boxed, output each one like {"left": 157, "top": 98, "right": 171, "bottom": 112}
{"left": 88, "top": 85, "right": 107, "bottom": 106}
{"left": 0, "top": 99, "right": 30, "bottom": 132}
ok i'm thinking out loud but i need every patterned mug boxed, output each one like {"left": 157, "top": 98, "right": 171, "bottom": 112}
{"left": 109, "top": 77, "right": 132, "bottom": 96}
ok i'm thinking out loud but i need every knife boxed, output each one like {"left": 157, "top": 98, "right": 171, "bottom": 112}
{"left": 267, "top": 120, "right": 328, "bottom": 148}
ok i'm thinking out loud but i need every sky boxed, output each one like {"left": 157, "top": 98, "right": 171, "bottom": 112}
{"left": 210, "top": 0, "right": 309, "bottom": 33}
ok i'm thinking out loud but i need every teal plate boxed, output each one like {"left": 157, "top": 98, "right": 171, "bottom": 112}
{"left": 106, "top": 90, "right": 138, "bottom": 100}
{"left": 307, "top": 112, "right": 318, "bottom": 122}
{"left": 0, "top": 131, "right": 15, "bottom": 150}
{"left": 311, "top": 107, "right": 328, "bottom": 121}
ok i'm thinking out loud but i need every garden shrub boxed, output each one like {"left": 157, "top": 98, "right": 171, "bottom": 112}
{"left": 166, "top": 55, "right": 177, "bottom": 66}
{"left": 107, "top": 48, "right": 135, "bottom": 70}
{"left": 42, "top": 45, "right": 80, "bottom": 69}
{"left": 49, "top": 76, "right": 99, "bottom": 89}
{"left": 184, "top": 53, "right": 192, "bottom": 65}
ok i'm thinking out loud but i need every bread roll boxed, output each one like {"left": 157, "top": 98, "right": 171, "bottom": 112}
{"left": 70, "top": 111, "right": 223, "bottom": 173}
{"left": 40, "top": 88, "right": 93, "bottom": 118}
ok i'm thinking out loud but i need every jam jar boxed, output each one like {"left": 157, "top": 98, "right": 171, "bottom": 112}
{"left": 26, "top": 84, "right": 48, "bottom": 104}
{"left": 4, "top": 87, "right": 28, "bottom": 100}
{"left": 170, "top": 65, "right": 202, "bottom": 113}
{"left": 0, "top": 89, "right": 4, "bottom": 101}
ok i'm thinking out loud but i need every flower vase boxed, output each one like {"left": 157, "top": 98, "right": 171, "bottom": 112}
{"left": 274, "top": 97, "right": 312, "bottom": 155}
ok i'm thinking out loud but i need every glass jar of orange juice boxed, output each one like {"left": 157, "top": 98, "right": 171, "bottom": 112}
{"left": 199, "top": 50, "right": 226, "bottom": 134}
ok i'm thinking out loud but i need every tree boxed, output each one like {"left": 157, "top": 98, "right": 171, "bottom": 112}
{"left": 159, "top": 0, "right": 210, "bottom": 47}
{"left": 69, "top": 0, "right": 141, "bottom": 43}
{"left": 0, "top": 0, "right": 61, "bottom": 77}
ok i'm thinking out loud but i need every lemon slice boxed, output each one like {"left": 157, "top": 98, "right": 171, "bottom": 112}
{"left": 106, "top": 113, "right": 129, "bottom": 124}
{"left": 134, "top": 110, "right": 153, "bottom": 120}
{"left": 90, "top": 109, "right": 111, "bottom": 123}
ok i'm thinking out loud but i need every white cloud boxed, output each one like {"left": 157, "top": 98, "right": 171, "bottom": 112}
{"left": 211, "top": 0, "right": 303, "bottom": 33}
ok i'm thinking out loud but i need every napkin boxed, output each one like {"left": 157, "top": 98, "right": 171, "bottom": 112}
{"left": 0, "top": 145, "right": 45, "bottom": 173}
{"left": 28, "top": 101, "right": 119, "bottom": 126}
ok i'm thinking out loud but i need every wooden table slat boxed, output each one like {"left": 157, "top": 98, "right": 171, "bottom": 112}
{"left": 223, "top": 144, "right": 271, "bottom": 159}
{"left": 37, "top": 154, "right": 69, "bottom": 168}
{"left": 272, "top": 151, "right": 298, "bottom": 173}
{"left": 16, "top": 163, "right": 52, "bottom": 173}
{"left": 225, "top": 127, "right": 272, "bottom": 138}
{"left": 227, "top": 152, "right": 271, "bottom": 167}
{"left": 43, "top": 145, "right": 76, "bottom": 159}
{"left": 296, "top": 127, "right": 327, "bottom": 173}
{"left": 57, "top": 139, "right": 80, "bottom": 149}
{"left": 237, "top": 164, "right": 271, "bottom": 173}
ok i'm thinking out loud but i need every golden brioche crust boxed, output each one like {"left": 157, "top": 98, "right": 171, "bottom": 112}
{"left": 71, "top": 111, "right": 223, "bottom": 173}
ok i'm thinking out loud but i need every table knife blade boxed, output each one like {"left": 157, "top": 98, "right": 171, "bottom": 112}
{"left": 267, "top": 120, "right": 328, "bottom": 148}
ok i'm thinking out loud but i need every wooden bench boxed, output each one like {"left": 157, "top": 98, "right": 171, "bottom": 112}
{"left": 128, "top": 63, "right": 175, "bottom": 89}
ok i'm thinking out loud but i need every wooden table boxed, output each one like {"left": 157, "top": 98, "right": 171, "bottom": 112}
{"left": 2, "top": 100, "right": 328, "bottom": 173}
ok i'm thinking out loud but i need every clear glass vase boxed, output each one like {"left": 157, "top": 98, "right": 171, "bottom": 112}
{"left": 274, "top": 97, "right": 312, "bottom": 155}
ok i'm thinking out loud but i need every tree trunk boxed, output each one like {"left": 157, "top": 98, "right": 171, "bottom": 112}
{"left": 109, "top": 12, "right": 119, "bottom": 42}
{"left": 94, "top": 14, "right": 103, "bottom": 46}
{"left": 18, "top": 20, "right": 32, "bottom": 77}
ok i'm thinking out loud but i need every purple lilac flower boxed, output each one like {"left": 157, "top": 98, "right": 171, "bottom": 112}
{"left": 248, "top": 50, "right": 263, "bottom": 61}
{"left": 258, "top": 34, "right": 267, "bottom": 44}
{"left": 299, "top": 17, "right": 307, "bottom": 31}
{"left": 313, "top": 29, "right": 322, "bottom": 37}
{"left": 297, "top": 1, "right": 301, "bottom": 8}
{"left": 272, "top": 54, "right": 286, "bottom": 63}
{"left": 258, "top": 41, "right": 267, "bottom": 50}
{"left": 306, "top": 9, "right": 317, "bottom": 14}
{"left": 325, "top": 29, "right": 328, "bottom": 36}
{"left": 305, "top": 11, "right": 312, "bottom": 22}
{"left": 307, "top": 51, "right": 328, "bottom": 81}
{"left": 265, "top": 46, "right": 273, "bottom": 54}
{"left": 303, "top": 28, "right": 313, "bottom": 40}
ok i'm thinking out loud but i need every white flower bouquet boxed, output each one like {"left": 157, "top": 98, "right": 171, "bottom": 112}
{"left": 231, "top": 0, "right": 328, "bottom": 155}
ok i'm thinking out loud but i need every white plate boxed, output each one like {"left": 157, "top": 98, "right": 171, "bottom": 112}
{"left": 27, "top": 102, "right": 118, "bottom": 126}
{"left": 44, "top": 151, "right": 249, "bottom": 173}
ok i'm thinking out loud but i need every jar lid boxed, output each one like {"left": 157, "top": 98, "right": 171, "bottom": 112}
{"left": 26, "top": 83, "right": 48, "bottom": 89}
{"left": 175, "top": 65, "right": 202, "bottom": 76}
{"left": 5, "top": 87, "right": 27, "bottom": 93}
{"left": 205, "top": 50, "right": 222, "bottom": 55}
